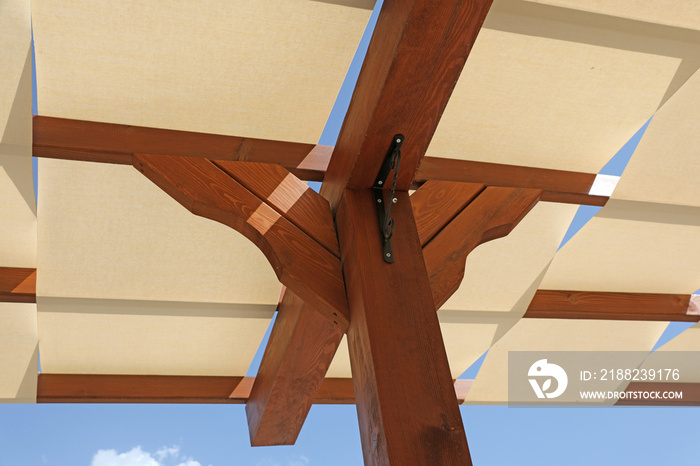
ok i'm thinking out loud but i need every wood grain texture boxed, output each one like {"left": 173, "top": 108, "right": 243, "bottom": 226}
{"left": 415, "top": 157, "right": 608, "bottom": 206}
{"left": 336, "top": 189, "right": 472, "bottom": 466}
{"left": 246, "top": 289, "right": 344, "bottom": 446}
{"left": 0, "top": 267, "right": 36, "bottom": 303}
{"left": 411, "top": 180, "right": 484, "bottom": 247}
{"left": 36, "top": 374, "right": 358, "bottom": 404}
{"left": 36, "top": 374, "right": 700, "bottom": 406}
{"left": 33, "top": 117, "right": 609, "bottom": 205}
{"left": 425, "top": 187, "right": 543, "bottom": 309}
{"left": 215, "top": 161, "right": 339, "bottom": 257}
{"left": 133, "top": 153, "right": 349, "bottom": 329}
{"left": 33, "top": 116, "right": 329, "bottom": 181}
{"left": 524, "top": 290, "right": 700, "bottom": 322}
{"left": 321, "top": 0, "right": 495, "bottom": 210}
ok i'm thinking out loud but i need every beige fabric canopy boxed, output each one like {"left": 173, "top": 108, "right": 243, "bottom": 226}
{"left": 3, "top": 0, "right": 700, "bottom": 402}
{"left": 30, "top": 0, "right": 374, "bottom": 379}
{"left": 427, "top": 0, "right": 700, "bottom": 173}
{"left": 0, "top": 0, "right": 37, "bottom": 403}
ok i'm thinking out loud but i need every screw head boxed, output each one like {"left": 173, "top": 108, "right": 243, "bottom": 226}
{"left": 378, "top": 180, "right": 383, "bottom": 185}
{"left": 377, "top": 198, "right": 382, "bottom": 203}
{"left": 392, "top": 198, "right": 397, "bottom": 203}
{"left": 396, "top": 138, "right": 401, "bottom": 143}
{"left": 386, "top": 253, "right": 391, "bottom": 258}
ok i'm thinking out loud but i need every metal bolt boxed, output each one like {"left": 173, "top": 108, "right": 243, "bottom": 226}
{"left": 377, "top": 198, "right": 382, "bottom": 203}
{"left": 396, "top": 138, "right": 401, "bottom": 143}
{"left": 392, "top": 198, "right": 397, "bottom": 204}
{"left": 386, "top": 253, "right": 391, "bottom": 258}
{"left": 378, "top": 180, "right": 383, "bottom": 185}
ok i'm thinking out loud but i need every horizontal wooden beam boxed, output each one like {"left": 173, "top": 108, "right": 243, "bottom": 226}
{"left": 36, "top": 374, "right": 470, "bottom": 404}
{"left": 33, "top": 117, "right": 609, "bottom": 206}
{"left": 133, "top": 153, "right": 349, "bottom": 329}
{"left": 414, "top": 157, "right": 608, "bottom": 206}
{"left": 524, "top": 290, "right": 700, "bottom": 322}
{"left": 32, "top": 116, "right": 331, "bottom": 182}
{"left": 39, "top": 374, "right": 700, "bottom": 406}
{"left": 0, "top": 267, "right": 36, "bottom": 303}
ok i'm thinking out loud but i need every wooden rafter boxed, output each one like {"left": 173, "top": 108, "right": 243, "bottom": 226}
{"left": 36, "top": 374, "right": 473, "bottom": 404}
{"left": 525, "top": 290, "right": 700, "bottom": 322}
{"left": 0, "top": 267, "right": 36, "bottom": 303}
{"left": 11, "top": 266, "right": 697, "bottom": 324}
{"left": 132, "top": 153, "right": 349, "bottom": 329}
{"left": 414, "top": 157, "right": 609, "bottom": 206}
{"left": 36, "top": 374, "right": 700, "bottom": 407}
{"left": 33, "top": 116, "right": 610, "bottom": 207}
{"left": 33, "top": 116, "right": 332, "bottom": 181}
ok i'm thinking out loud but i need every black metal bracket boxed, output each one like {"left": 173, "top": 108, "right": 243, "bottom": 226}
{"left": 372, "top": 134, "right": 404, "bottom": 263}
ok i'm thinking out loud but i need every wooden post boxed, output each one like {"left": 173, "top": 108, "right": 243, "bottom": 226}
{"left": 336, "top": 189, "right": 472, "bottom": 466}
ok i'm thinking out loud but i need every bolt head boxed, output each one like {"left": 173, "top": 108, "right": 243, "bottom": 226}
{"left": 378, "top": 180, "right": 383, "bottom": 185}
{"left": 377, "top": 198, "right": 382, "bottom": 203}
{"left": 392, "top": 198, "right": 397, "bottom": 203}
{"left": 396, "top": 138, "right": 401, "bottom": 143}
{"left": 386, "top": 253, "right": 391, "bottom": 258}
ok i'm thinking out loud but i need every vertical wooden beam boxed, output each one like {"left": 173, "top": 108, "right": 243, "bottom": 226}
{"left": 321, "top": 0, "right": 495, "bottom": 210}
{"left": 336, "top": 189, "right": 471, "bottom": 466}
{"left": 246, "top": 289, "right": 344, "bottom": 446}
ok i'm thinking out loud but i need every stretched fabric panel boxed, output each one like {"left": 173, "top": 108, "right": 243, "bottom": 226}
{"left": 613, "top": 68, "right": 700, "bottom": 207}
{"left": 31, "top": 0, "right": 372, "bottom": 143}
{"left": 525, "top": 0, "right": 700, "bottom": 31}
{"left": 0, "top": 303, "right": 38, "bottom": 403}
{"left": 442, "top": 202, "right": 578, "bottom": 313}
{"left": 37, "top": 297, "right": 273, "bottom": 376}
{"left": 427, "top": 0, "right": 700, "bottom": 173}
{"left": 1, "top": 0, "right": 35, "bottom": 268}
{"left": 464, "top": 318, "right": 667, "bottom": 403}
{"left": 38, "top": 159, "right": 281, "bottom": 303}
{"left": 37, "top": 159, "right": 278, "bottom": 375}
{"left": 541, "top": 200, "right": 700, "bottom": 294}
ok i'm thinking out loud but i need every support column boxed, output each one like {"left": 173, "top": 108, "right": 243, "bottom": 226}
{"left": 336, "top": 189, "right": 471, "bottom": 466}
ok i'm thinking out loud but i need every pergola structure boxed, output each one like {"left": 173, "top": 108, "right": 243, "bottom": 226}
{"left": 3, "top": 0, "right": 700, "bottom": 464}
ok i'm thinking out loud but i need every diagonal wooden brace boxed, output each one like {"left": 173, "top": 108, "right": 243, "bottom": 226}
{"left": 133, "top": 153, "right": 349, "bottom": 329}
{"left": 422, "top": 185, "right": 543, "bottom": 309}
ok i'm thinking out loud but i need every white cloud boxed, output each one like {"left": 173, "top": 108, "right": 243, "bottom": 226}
{"left": 176, "top": 461, "right": 202, "bottom": 466}
{"left": 90, "top": 446, "right": 208, "bottom": 466}
{"left": 91, "top": 447, "right": 159, "bottom": 466}
{"left": 156, "top": 446, "right": 180, "bottom": 461}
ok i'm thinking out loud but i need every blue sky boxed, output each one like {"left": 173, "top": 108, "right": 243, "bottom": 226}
{"left": 4, "top": 1, "right": 698, "bottom": 465}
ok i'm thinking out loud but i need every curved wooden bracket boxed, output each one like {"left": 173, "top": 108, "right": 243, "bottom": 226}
{"left": 133, "top": 153, "right": 349, "bottom": 329}
{"left": 422, "top": 185, "right": 543, "bottom": 309}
